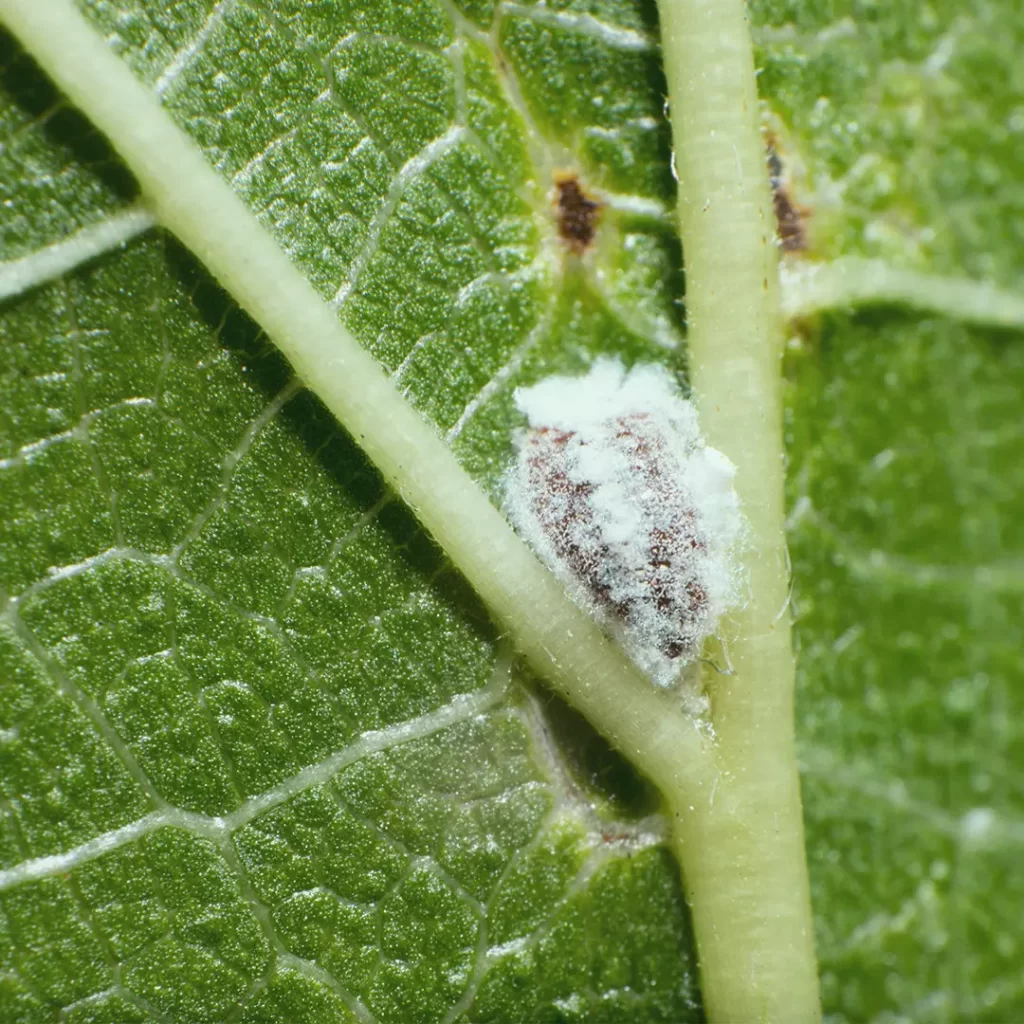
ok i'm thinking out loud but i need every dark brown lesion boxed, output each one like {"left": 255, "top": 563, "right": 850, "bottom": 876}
{"left": 766, "top": 139, "right": 810, "bottom": 253}
{"left": 554, "top": 173, "right": 602, "bottom": 253}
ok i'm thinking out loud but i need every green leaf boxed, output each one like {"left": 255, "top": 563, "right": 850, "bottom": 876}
{"left": 0, "top": 1, "right": 1021, "bottom": 1023}
{"left": 753, "top": 1, "right": 1024, "bottom": 1017}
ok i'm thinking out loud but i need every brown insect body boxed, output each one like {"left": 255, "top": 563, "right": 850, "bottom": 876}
{"left": 506, "top": 359, "right": 742, "bottom": 688}
{"left": 523, "top": 415, "right": 711, "bottom": 666}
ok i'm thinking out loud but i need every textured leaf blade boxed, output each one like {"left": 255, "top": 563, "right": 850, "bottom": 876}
{"left": 0, "top": 0, "right": 1022, "bottom": 1020}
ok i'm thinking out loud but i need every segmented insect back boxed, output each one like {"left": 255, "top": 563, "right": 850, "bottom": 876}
{"left": 506, "top": 359, "right": 743, "bottom": 687}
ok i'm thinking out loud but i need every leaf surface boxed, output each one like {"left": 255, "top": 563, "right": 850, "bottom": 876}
{"left": 0, "top": 0, "right": 1021, "bottom": 1021}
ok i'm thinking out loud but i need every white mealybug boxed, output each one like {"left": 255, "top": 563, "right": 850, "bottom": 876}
{"left": 505, "top": 357, "right": 743, "bottom": 688}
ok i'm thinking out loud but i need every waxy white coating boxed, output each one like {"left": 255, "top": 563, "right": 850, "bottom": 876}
{"left": 506, "top": 358, "right": 743, "bottom": 687}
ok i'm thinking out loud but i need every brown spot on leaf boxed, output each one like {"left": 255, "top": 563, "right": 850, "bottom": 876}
{"left": 766, "top": 136, "right": 810, "bottom": 252}
{"left": 554, "top": 172, "right": 602, "bottom": 253}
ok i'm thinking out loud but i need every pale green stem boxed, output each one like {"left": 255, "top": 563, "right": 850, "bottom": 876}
{"left": 782, "top": 256, "right": 1024, "bottom": 330}
{"left": 0, "top": 0, "right": 719, "bottom": 880}
{"left": 658, "top": 0, "right": 822, "bottom": 1020}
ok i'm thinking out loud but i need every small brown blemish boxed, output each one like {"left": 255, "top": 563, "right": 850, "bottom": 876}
{"left": 554, "top": 172, "right": 602, "bottom": 253}
{"left": 766, "top": 136, "right": 810, "bottom": 252}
